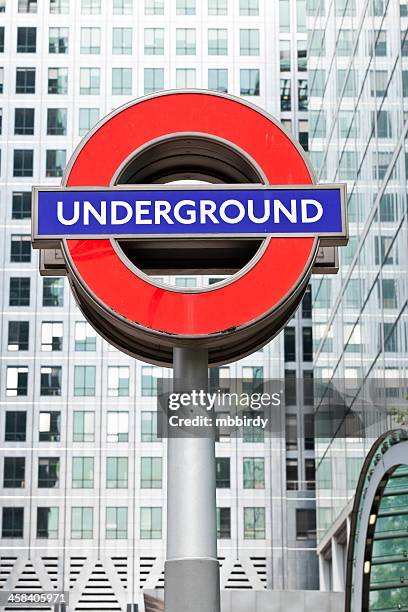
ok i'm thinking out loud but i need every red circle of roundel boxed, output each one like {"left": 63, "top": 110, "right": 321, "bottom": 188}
{"left": 64, "top": 92, "right": 315, "bottom": 337}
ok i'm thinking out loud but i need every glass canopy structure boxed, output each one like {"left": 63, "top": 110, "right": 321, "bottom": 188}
{"left": 346, "top": 429, "right": 408, "bottom": 612}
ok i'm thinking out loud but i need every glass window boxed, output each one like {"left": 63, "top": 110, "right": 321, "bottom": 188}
{"left": 297, "top": 40, "right": 307, "bottom": 72}
{"left": 107, "top": 366, "right": 129, "bottom": 396}
{"left": 40, "top": 366, "right": 61, "bottom": 396}
{"left": 374, "top": 110, "right": 392, "bottom": 138}
{"left": 106, "top": 507, "right": 127, "bottom": 539}
{"left": 8, "top": 322, "right": 29, "bottom": 351}
{"left": 18, "top": 0, "right": 37, "bottom": 11}
{"left": 302, "top": 327, "right": 313, "bottom": 361}
{"left": 141, "top": 366, "right": 160, "bottom": 396}
{"left": 177, "top": 0, "right": 195, "bottom": 14}
{"left": 38, "top": 457, "right": 59, "bottom": 488}
{"left": 141, "top": 457, "right": 162, "bottom": 488}
{"left": 46, "top": 149, "right": 66, "bottom": 177}
{"left": 216, "top": 457, "right": 230, "bottom": 488}
{"left": 144, "top": 0, "right": 163, "bottom": 13}
{"left": 297, "top": 0, "right": 306, "bottom": 31}
{"left": 243, "top": 458, "right": 265, "bottom": 488}
{"left": 242, "top": 366, "right": 263, "bottom": 394}
{"left": 79, "top": 108, "right": 99, "bottom": 136}
{"left": 370, "top": 70, "right": 388, "bottom": 97}
{"left": 74, "top": 321, "right": 96, "bottom": 351}
{"left": 16, "top": 67, "right": 35, "bottom": 94}
{"left": 176, "top": 68, "right": 196, "bottom": 88}
{"left": 43, "top": 278, "right": 64, "bottom": 307}
{"left": 72, "top": 457, "right": 94, "bottom": 488}
{"left": 284, "top": 327, "right": 296, "bottom": 361}
{"left": 280, "top": 0, "right": 290, "bottom": 32}
{"left": 112, "top": 28, "right": 132, "bottom": 54}
{"left": 3, "top": 457, "right": 25, "bottom": 488}
{"left": 369, "top": 30, "right": 387, "bottom": 56}
{"left": 176, "top": 28, "right": 196, "bottom": 55}
{"left": 208, "top": 29, "right": 227, "bottom": 55}
{"left": 284, "top": 370, "right": 296, "bottom": 405}
{"left": 280, "top": 78, "right": 291, "bottom": 110}
{"left": 217, "top": 507, "right": 231, "bottom": 538}
{"left": 285, "top": 413, "right": 297, "bottom": 449}
{"left": 81, "top": 0, "right": 100, "bottom": 13}
{"left": 209, "top": 0, "right": 227, "bottom": 15}
{"left": 240, "top": 0, "right": 259, "bottom": 14}
{"left": 73, "top": 411, "right": 95, "bottom": 442}
{"left": 304, "top": 412, "right": 314, "bottom": 448}
{"left": 380, "top": 278, "right": 397, "bottom": 308}
{"left": 144, "top": 68, "right": 164, "bottom": 94}
{"left": 244, "top": 507, "right": 265, "bottom": 539}
{"left": 49, "top": 27, "right": 68, "bottom": 53}
{"left": 74, "top": 366, "right": 96, "bottom": 396}
{"left": 80, "top": 27, "right": 100, "bottom": 54}
{"left": 114, "top": 0, "right": 133, "bottom": 13}
{"left": 41, "top": 322, "right": 63, "bottom": 351}
{"left": 80, "top": 68, "right": 100, "bottom": 95}
{"left": 335, "top": 0, "right": 356, "bottom": 15}
{"left": 286, "top": 458, "right": 298, "bottom": 490}
{"left": 141, "top": 411, "right": 159, "bottom": 442}
{"left": 48, "top": 68, "right": 68, "bottom": 94}
{"left": 337, "top": 69, "right": 355, "bottom": 97}
{"left": 308, "top": 30, "right": 325, "bottom": 56}
{"left": 144, "top": 28, "right": 164, "bottom": 55}
{"left": 240, "top": 69, "right": 260, "bottom": 96}
{"left": 9, "top": 278, "right": 30, "bottom": 307}
{"left": 2, "top": 508, "right": 24, "bottom": 538}
{"left": 6, "top": 366, "right": 28, "bottom": 396}
{"left": 140, "top": 507, "right": 162, "bottom": 539}
{"left": 37, "top": 507, "right": 58, "bottom": 539}
{"left": 14, "top": 108, "right": 34, "bottom": 135}
{"left": 13, "top": 149, "right": 33, "bottom": 177}
{"left": 0, "top": 1, "right": 4, "bottom": 11}
{"left": 39, "top": 411, "right": 60, "bottom": 442}
{"left": 338, "top": 110, "right": 358, "bottom": 138}
{"left": 338, "top": 150, "right": 358, "bottom": 180}
{"left": 305, "top": 458, "right": 315, "bottom": 490}
{"left": 208, "top": 68, "right": 228, "bottom": 93}
{"left": 47, "top": 108, "right": 67, "bottom": 135}
{"left": 242, "top": 410, "right": 264, "bottom": 443}
{"left": 112, "top": 67, "right": 132, "bottom": 95}
{"left": 17, "top": 27, "right": 36, "bottom": 53}
{"left": 106, "top": 457, "right": 128, "bottom": 488}
{"left": 12, "top": 192, "right": 31, "bottom": 219}
{"left": 296, "top": 508, "right": 316, "bottom": 539}
{"left": 107, "top": 411, "right": 128, "bottom": 442}
{"left": 50, "top": 0, "right": 69, "bottom": 12}
{"left": 337, "top": 29, "right": 353, "bottom": 56}
{"left": 10, "top": 235, "right": 31, "bottom": 262}
{"left": 280, "top": 40, "right": 290, "bottom": 71}
{"left": 403, "top": 71, "right": 408, "bottom": 97}
{"left": 71, "top": 507, "right": 93, "bottom": 539}
{"left": 240, "top": 29, "right": 259, "bottom": 56}
{"left": 298, "top": 79, "right": 308, "bottom": 111}
{"left": 309, "top": 69, "right": 325, "bottom": 97}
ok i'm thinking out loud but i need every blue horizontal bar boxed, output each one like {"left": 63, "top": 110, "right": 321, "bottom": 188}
{"left": 35, "top": 186, "right": 345, "bottom": 239}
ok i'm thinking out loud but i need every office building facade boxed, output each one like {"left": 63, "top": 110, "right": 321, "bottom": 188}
{"left": 308, "top": 0, "right": 408, "bottom": 594}
{"left": 0, "top": 0, "right": 318, "bottom": 608}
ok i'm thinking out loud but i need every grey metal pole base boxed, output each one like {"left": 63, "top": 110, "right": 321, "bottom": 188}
{"left": 165, "top": 558, "right": 220, "bottom": 612}
{"left": 165, "top": 347, "right": 220, "bottom": 612}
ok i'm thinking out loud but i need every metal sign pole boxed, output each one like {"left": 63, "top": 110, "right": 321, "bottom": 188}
{"left": 165, "top": 347, "right": 220, "bottom": 612}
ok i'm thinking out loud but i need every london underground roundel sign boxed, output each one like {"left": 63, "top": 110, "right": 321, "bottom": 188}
{"left": 32, "top": 90, "right": 347, "bottom": 366}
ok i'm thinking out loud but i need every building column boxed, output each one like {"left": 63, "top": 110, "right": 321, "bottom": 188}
{"left": 331, "top": 536, "right": 346, "bottom": 591}
{"left": 319, "top": 554, "right": 331, "bottom": 591}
